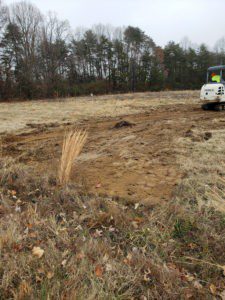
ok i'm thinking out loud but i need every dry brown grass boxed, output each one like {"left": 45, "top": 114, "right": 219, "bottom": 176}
{"left": 1, "top": 92, "right": 225, "bottom": 298}
{"left": 0, "top": 157, "right": 224, "bottom": 299}
{"left": 176, "top": 128, "right": 225, "bottom": 213}
{"left": 59, "top": 129, "right": 88, "bottom": 186}
{"left": 0, "top": 91, "right": 199, "bottom": 134}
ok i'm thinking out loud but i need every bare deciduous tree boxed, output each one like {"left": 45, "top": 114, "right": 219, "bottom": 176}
{"left": 0, "top": 0, "right": 223, "bottom": 100}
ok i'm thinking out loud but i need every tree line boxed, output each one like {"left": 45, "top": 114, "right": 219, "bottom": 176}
{"left": 0, "top": 1, "right": 225, "bottom": 100}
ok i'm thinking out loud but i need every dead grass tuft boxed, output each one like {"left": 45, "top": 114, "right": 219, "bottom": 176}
{"left": 58, "top": 129, "right": 88, "bottom": 186}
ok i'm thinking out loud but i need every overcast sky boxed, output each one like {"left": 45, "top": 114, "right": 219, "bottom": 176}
{"left": 4, "top": 0, "right": 225, "bottom": 47}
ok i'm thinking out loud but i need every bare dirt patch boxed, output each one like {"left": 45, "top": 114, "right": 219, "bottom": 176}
{"left": 1, "top": 90, "right": 223, "bottom": 206}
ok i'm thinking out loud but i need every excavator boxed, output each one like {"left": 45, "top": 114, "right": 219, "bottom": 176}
{"left": 200, "top": 65, "right": 225, "bottom": 111}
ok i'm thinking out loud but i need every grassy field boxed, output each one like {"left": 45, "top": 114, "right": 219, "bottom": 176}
{"left": 0, "top": 91, "right": 225, "bottom": 299}
{"left": 0, "top": 91, "right": 198, "bottom": 134}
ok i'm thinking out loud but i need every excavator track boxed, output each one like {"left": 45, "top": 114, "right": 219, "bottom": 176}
{"left": 202, "top": 102, "right": 225, "bottom": 111}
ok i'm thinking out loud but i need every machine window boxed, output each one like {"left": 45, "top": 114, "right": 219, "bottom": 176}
{"left": 209, "top": 71, "right": 221, "bottom": 83}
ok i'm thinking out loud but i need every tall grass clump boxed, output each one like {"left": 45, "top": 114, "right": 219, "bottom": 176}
{"left": 59, "top": 129, "right": 87, "bottom": 186}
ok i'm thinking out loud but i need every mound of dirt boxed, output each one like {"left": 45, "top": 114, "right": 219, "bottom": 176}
{"left": 203, "top": 132, "right": 212, "bottom": 141}
{"left": 113, "top": 120, "right": 135, "bottom": 129}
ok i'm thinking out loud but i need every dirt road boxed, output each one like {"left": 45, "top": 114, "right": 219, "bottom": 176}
{"left": 2, "top": 94, "right": 225, "bottom": 206}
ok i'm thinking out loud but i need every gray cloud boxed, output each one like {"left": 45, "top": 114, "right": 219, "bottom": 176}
{"left": 4, "top": 0, "right": 225, "bottom": 47}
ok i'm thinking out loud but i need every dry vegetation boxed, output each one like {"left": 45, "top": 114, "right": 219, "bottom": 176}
{"left": 0, "top": 91, "right": 225, "bottom": 299}
{"left": 0, "top": 91, "right": 198, "bottom": 134}
{"left": 59, "top": 130, "right": 88, "bottom": 186}
{"left": 177, "top": 128, "right": 225, "bottom": 213}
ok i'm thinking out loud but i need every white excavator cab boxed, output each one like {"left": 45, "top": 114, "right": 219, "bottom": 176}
{"left": 200, "top": 65, "right": 225, "bottom": 110}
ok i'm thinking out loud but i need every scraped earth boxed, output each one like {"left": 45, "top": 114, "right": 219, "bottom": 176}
{"left": 1, "top": 92, "right": 224, "bottom": 205}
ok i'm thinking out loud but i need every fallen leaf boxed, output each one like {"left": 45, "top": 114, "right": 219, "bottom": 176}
{"left": 75, "top": 225, "right": 83, "bottom": 231}
{"left": 167, "top": 262, "right": 179, "bottom": 273}
{"left": 134, "top": 217, "right": 144, "bottom": 223}
{"left": 222, "top": 265, "right": 225, "bottom": 276}
{"left": 185, "top": 291, "right": 194, "bottom": 299}
{"left": 93, "top": 229, "right": 103, "bottom": 238}
{"left": 35, "top": 275, "right": 42, "bottom": 283}
{"left": 18, "top": 280, "right": 31, "bottom": 299}
{"left": 76, "top": 252, "right": 85, "bottom": 260}
{"left": 127, "top": 253, "right": 132, "bottom": 261}
{"left": 15, "top": 206, "right": 21, "bottom": 212}
{"left": 61, "top": 259, "right": 67, "bottom": 267}
{"left": 32, "top": 246, "right": 44, "bottom": 258}
{"left": 143, "top": 268, "right": 152, "bottom": 282}
{"left": 28, "top": 232, "right": 37, "bottom": 238}
{"left": 13, "top": 243, "right": 23, "bottom": 252}
{"left": 181, "top": 273, "right": 188, "bottom": 281}
{"left": 169, "top": 239, "right": 175, "bottom": 243}
{"left": 108, "top": 226, "right": 115, "bottom": 232}
{"left": 11, "top": 190, "right": 17, "bottom": 196}
{"left": 131, "top": 221, "right": 139, "bottom": 229}
{"left": 188, "top": 243, "right": 197, "bottom": 250}
{"left": 124, "top": 253, "right": 133, "bottom": 265}
{"left": 220, "top": 290, "right": 225, "bottom": 300}
{"left": 185, "top": 273, "right": 195, "bottom": 282}
{"left": 24, "top": 227, "right": 29, "bottom": 235}
{"left": 209, "top": 284, "right": 217, "bottom": 295}
{"left": 37, "top": 268, "right": 45, "bottom": 274}
{"left": 132, "top": 247, "right": 138, "bottom": 253}
{"left": 95, "top": 265, "right": 103, "bottom": 277}
{"left": 103, "top": 253, "right": 109, "bottom": 262}
{"left": 62, "top": 250, "right": 69, "bottom": 258}
{"left": 47, "top": 272, "right": 54, "bottom": 279}
{"left": 106, "top": 263, "right": 113, "bottom": 272}
{"left": 134, "top": 203, "right": 140, "bottom": 210}
{"left": 0, "top": 205, "right": 5, "bottom": 215}
{"left": 193, "top": 280, "right": 203, "bottom": 290}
